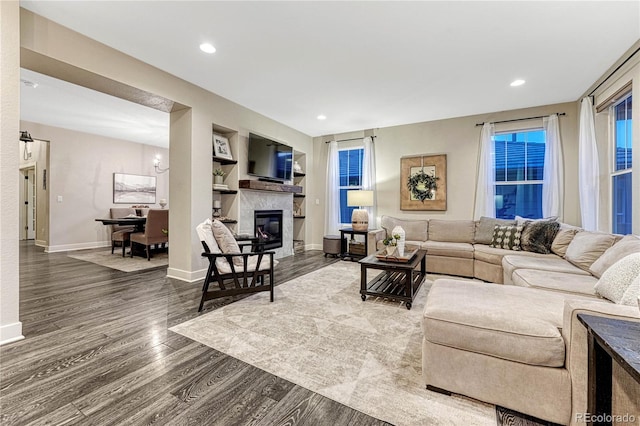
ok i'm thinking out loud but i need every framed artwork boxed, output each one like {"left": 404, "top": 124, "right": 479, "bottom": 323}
{"left": 213, "top": 134, "right": 233, "bottom": 160}
{"left": 400, "top": 154, "right": 447, "bottom": 211}
{"left": 113, "top": 173, "right": 156, "bottom": 204}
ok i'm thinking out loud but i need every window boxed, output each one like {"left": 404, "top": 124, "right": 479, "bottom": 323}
{"left": 612, "top": 94, "right": 632, "bottom": 234}
{"left": 493, "top": 130, "right": 546, "bottom": 219}
{"left": 338, "top": 148, "right": 364, "bottom": 224}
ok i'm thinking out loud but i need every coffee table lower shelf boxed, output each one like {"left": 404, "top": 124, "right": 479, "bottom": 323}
{"left": 359, "top": 249, "right": 427, "bottom": 310}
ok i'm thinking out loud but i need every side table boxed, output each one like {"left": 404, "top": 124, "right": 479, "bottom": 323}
{"left": 339, "top": 227, "right": 373, "bottom": 261}
{"left": 577, "top": 314, "right": 640, "bottom": 425}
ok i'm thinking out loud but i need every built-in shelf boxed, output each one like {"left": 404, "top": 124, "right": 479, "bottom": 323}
{"left": 213, "top": 189, "right": 238, "bottom": 195}
{"left": 293, "top": 171, "right": 306, "bottom": 177}
{"left": 293, "top": 194, "right": 305, "bottom": 198}
{"left": 294, "top": 216, "right": 306, "bottom": 219}
{"left": 212, "top": 156, "right": 238, "bottom": 165}
{"left": 239, "top": 180, "right": 302, "bottom": 193}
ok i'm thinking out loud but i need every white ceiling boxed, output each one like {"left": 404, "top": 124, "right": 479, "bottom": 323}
{"left": 19, "top": 1, "right": 640, "bottom": 140}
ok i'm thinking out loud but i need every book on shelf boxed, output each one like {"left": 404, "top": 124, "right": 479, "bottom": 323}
{"left": 213, "top": 184, "right": 229, "bottom": 190}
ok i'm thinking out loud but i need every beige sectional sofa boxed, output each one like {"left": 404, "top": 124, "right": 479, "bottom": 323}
{"left": 369, "top": 215, "right": 640, "bottom": 424}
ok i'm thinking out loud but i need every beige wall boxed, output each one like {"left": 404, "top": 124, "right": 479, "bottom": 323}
{"left": 20, "top": 120, "right": 170, "bottom": 252}
{"left": 1, "top": 0, "right": 23, "bottom": 345}
{"left": 20, "top": 9, "right": 314, "bottom": 280}
{"left": 311, "top": 102, "right": 580, "bottom": 246}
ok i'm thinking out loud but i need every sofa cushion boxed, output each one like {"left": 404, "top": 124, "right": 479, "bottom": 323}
{"left": 474, "top": 217, "right": 516, "bottom": 245}
{"left": 512, "top": 269, "right": 599, "bottom": 298}
{"left": 423, "top": 280, "right": 567, "bottom": 367}
{"left": 380, "top": 215, "right": 428, "bottom": 242}
{"left": 589, "top": 235, "right": 640, "bottom": 278}
{"left": 423, "top": 240, "right": 474, "bottom": 259}
{"left": 474, "top": 244, "right": 553, "bottom": 265}
{"left": 520, "top": 220, "right": 560, "bottom": 254}
{"left": 621, "top": 274, "right": 640, "bottom": 306}
{"left": 502, "top": 255, "right": 590, "bottom": 285}
{"left": 429, "top": 219, "right": 475, "bottom": 243}
{"left": 594, "top": 253, "right": 640, "bottom": 304}
{"left": 565, "top": 231, "right": 618, "bottom": 271}
{"left": 490, "top": 225, "right": 523, "bottom": 251}
{"left": 551, "top": 223, "right": 582, "bottom": 258}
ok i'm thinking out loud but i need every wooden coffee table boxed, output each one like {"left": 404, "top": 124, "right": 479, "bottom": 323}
{"left": 359, "top": 249, "right": 427, "bottom": 310}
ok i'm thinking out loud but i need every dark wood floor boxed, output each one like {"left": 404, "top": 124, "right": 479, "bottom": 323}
{"left": 0, "top": 243, "right": 549, "bottom": 425}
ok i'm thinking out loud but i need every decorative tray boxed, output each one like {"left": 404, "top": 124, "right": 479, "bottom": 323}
{"left": 375, "top": 247, "right": 418, "bottom": 263}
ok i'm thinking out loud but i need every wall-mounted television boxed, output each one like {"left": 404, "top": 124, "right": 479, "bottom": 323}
{"left": 247, "top": 133, "right": 293, "bottom": 182}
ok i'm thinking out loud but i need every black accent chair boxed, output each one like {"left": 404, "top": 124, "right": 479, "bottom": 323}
{"left": 196, "top": 223, "right": 275, "bottom": 312}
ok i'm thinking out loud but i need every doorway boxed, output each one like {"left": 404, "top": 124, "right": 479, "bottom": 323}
{"left": 19, "top": 166, "right": 36, "bottom": 240}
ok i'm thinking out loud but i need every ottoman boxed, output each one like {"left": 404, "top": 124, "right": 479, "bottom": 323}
{"left": 323, "top": 235, "right": 341, "bottom": 258}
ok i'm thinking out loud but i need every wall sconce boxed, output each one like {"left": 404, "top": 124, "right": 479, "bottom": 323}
{"left": 153, "top": 155, "right": 169, "bottom": 173}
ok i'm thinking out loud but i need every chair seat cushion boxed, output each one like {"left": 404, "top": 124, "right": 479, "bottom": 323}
{"left": 422, "top": 240, "right": 474, "bottom": 259}
{"left": 512, "top": 269, "right": 600, "bottom": 298}
{"left": 217, "top": 255, "right": 278, "bottom": 275}
{"left": 423, "top": 279, "right": 569, "bottom": 367}
{"left": 111, "top": 229, "right": 132, "bottom": 242}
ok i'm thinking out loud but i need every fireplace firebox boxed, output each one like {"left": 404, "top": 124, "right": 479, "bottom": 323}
{"left": 254, "top": 210, "right": 283, "bottom": 250}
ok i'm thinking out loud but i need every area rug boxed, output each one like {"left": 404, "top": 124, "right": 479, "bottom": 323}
{"left": 170, "top": 261, "right": 496, "bottom": 425}
{"left": 67, "top": 249, "right": 168, "bottom": 272}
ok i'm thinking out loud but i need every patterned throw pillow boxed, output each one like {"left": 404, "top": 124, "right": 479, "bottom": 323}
{"left": 490, "top": 225, "right": 524, "bottom": 251}
{"left": 520, "top": 220, "right": 560, "bottom": 254}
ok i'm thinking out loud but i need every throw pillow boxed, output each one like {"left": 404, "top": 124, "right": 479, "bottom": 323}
{"left": 490, "top": 225, "right": 524, "bottom": 251}
{"left": 594, "top": 253, "right": 640, "bottom": 304}
{"left": 589, "top": 234, "right": 640, "bottom": 278}
{"left": 620, "top": 274, "right": 640, "bottom": 306}
{"left": 564, "top": 231, "right": 617, "bottom": 271}
{"left": 551, "top": 223, "right": 581, "bottom": 258}
{"left": 515, "top": 215, "right": 558, "bottom": 225}
{"left": 475, "top": 217, "right": 517, "bottom": 245}
{"left": 520, "top": 220, "right": 560, "bottom": 254}
{"left": 211, "top": 219, "right": 243, "bottom": 266}
{"left": 196, "top": 218, "right": 221, "bottom": 253}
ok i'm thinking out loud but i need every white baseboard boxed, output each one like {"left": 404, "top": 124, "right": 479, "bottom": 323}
{"left": 307, "top": 244, "right": 322, "bottom": 251}
{"left": 45, "top": 241, "right": 110, "bottom": 253}
{"left": 167, "top": 267, "right": 207, "bottom": 283}
{"left": 0, "top": 322, "right": 24, "bottom": 346}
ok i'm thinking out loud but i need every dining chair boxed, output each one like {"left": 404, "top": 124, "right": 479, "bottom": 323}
{"left": 130, "top": 209, "right": 168, "bottom": 260}
{"left": 109, "top": 207, "right": 136, "bottom": 257}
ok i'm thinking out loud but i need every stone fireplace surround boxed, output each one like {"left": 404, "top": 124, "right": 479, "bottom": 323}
{"left": 238, "top": 190, "right": 293, "bottom": 259}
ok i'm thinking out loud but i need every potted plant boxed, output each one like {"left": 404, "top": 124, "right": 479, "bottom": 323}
{"left": 213, "top": 168, "right": 225, "bottom": 185}
{"left": 383, "top": 233, "right": 402, "bottom": 256}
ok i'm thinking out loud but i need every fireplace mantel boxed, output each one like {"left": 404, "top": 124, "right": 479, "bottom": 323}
{"left": 239, "top": 180, "right": 302, "bottom": 194}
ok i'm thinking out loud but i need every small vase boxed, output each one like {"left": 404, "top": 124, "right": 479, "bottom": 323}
{"left": 392, "top": 226, "right": 406, "bottom": 256}
{"left": 214, "top": 175, "right": 223, "bottom": 185}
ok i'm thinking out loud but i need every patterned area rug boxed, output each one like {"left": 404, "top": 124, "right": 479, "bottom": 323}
{"left": 170, "top": 261, "right": 496, "bottom": 425}
{"left": 67, "top": 249, "right": 168, "bottom": 272}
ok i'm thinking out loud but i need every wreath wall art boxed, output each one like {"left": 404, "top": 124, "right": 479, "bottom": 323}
{"left": 400, "top": 154, "right": 447, "bottom": 211}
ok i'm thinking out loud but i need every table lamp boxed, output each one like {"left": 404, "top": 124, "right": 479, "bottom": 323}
{"left": 347, "top": 190, "right": 374, "bottom": 231}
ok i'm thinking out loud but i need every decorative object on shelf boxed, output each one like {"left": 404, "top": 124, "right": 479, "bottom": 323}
{"left": 153, "top": 155, "right": 169, "bottom": 173}
{"left": 293, "top": 201, "right": 302, "bottom": 217}
{"left": 347, "top": 190, "right": 374, "bottom": 231}
{"left": 400, "top": 154, "right": 447, "bottom": 211}
{"left": 213, "top": 134, "right": 233, "bottom": 160}
{"left": 113, "top": 173, "right": 156, "bottom": 204}
{"left": 213, "top": 168, "right": 225, "bottom": 185}
{"left": 391, "top": 225, "right": 406, "bottom": 256}
{"left": 293, "top": 161, "right": 303, "bottom": 173}
{"left": 213, "top": 184, "right": 229, "bottom": 191}
{"left": 159, "top": 198, "right": 167, "bottom": 209}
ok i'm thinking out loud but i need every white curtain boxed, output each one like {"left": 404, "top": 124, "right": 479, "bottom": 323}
{"left": 578, "top": 97, "right": 600, "bottom": 231}
{"left": 325, "top": 141, "right": 341, "bottom": 235}
{"left": 362, "top": 136, "right": 377, "bottom": 229}
{"left": 473, "top": 123, "right": 495, "bottom": 220}
{"left": 542, "top": 114, "right": 564, "bottom": 219}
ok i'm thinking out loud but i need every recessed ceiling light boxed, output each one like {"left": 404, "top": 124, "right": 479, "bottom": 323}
{"left": 199, "top": 43, "right": 216, "bottom": 54}
{"left": 510, "top": 79, "right": 525, "bottom": 87}
{"left": 317, "top": 115, "right": 327, "bottom": 120}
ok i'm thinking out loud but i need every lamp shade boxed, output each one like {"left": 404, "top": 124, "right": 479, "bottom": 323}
{"left": 347, "top": 190, "right": 374, "bottom": 207}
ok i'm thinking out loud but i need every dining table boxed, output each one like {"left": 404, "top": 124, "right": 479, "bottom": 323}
{"left": 95, "top": 216, "right": 146, "bottom": 232}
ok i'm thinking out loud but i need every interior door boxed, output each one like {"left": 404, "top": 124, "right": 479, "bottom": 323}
{"left": 23, "top": 167, "right": 36, "bottom": 240}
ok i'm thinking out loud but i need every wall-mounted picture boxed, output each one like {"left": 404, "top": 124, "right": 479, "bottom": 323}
{"left": 213, "top": 134, "right": 233, "bottom": 160}
{"left": 400, "top": 154, "right": 447, "bottom": 211}
{"left": 113, "top": 173, "right": 156, "bottom": 204}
